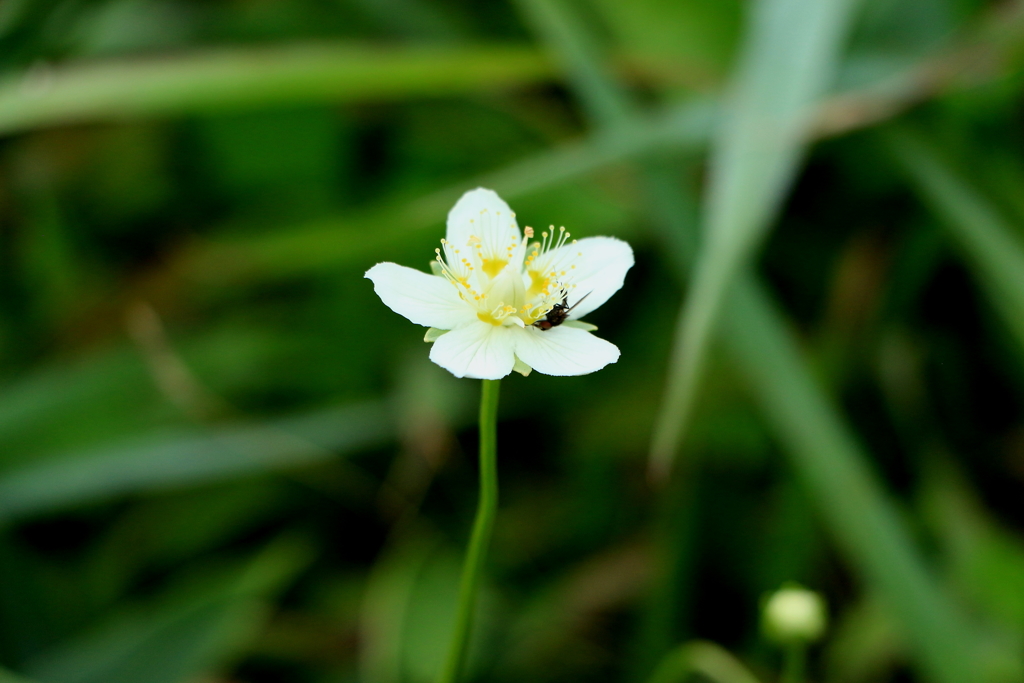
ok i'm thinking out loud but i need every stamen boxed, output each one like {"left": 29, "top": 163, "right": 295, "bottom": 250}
{"left": 435, "top": 238, "right": 479, "bottom": 300}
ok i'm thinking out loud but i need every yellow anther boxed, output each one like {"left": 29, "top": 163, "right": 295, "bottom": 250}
{"left": 524, "top": 227, "right": 534, "bottom": 238}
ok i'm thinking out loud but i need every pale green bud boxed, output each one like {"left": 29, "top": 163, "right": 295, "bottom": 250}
{"left": 762, "top": 585, "right": 827, "bottom": 644}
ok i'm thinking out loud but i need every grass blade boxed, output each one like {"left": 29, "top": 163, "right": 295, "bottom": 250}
{"left": 24, "top": 537, "right": 313, "bottom": 683}
{"left": 649, "top": 0, "right": 865, "bottom": 476}
{"left": 0, "top": 44, "right": 556, "bottom": 135}
{"left": 167, "top": 9, "right": 1024, "bottom": 289}
{"left": 513, "top": 0, "right": 632, "bottom": 124}
{"left": 724, "top": 276, "right": 993, "bottom": 683}
{"left": 511, "top": 3, "right": 710, "bottom": 675}
{"left": 885, "top": 128, "right": 1024, "bottom": 354}
{"left": 0, "top": 402, "right": 392, "bottom": 524}
{"left": 509, "top": 1, "right": 1000, "bottom": 681}
{"left": 646, "top": 641, "right": 762, "bottom": 683}
{"left": 178, "top": 100, "right": 717, "bottom": 283}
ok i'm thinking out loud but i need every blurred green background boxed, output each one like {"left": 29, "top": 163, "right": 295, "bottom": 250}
{"left": 1, "top": 0, "right": 1024, "bottom": 682}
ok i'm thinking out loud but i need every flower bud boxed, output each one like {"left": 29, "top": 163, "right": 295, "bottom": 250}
{"left": 762, "top": 585, "right": 827, "bottom": 644}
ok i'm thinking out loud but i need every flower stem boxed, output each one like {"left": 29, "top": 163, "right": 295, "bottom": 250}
{"left": 437, "top": 378, "right": 500, "bottom": 683}
{"left": 780, "top": 643, "right": 806, "bottom": 683}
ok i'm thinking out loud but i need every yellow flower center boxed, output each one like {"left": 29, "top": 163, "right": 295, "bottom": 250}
{"left": 478, "top": 305, "right": 518, "bottom": 326}
{"left": 434, "top": 222, "right": 584, "bottom": 328}
{"left": 481, "top": 258, "right": 508, "bottom": 279}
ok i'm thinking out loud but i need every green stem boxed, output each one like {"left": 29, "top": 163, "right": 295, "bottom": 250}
{"left": 437, "top": 378, "right": 501, "bottom": 683}
{"left": 780, "top": 643, "right": 806, "bottom": 683}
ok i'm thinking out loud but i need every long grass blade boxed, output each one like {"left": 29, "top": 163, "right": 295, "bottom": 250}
{"left": 513, "top": 0, "right": 632, "bottom": 124}
{"left": 724, "top": 276, "right": 994, "bottom": 683}
{"left": 510, "top": 3, "right": 707, "bottom": 676}
{"left": 885, "top": 128, "right": 1024, "bottom": 355}
{"left": 0, "top": 668, "right": 40, "bottom": 683}
{"left": 648, "top": 0, "right": 865, "bottom": 476}
{"left": 0, "top": 402, "right": 392, "bottom": 523}
{"left": 168, "top": 10, "right": 1024, "bottom": 289}
{"left": 24, "top": 537, "right": 313, "bottom": 683}
{"left": 646, "top": 641, "right": 763, "bottom": 683}
{"left": 177, "top": 100, "right": 717, "bottom": 284}
{"left": 0, "top": 44, "right": 556, "bottom": 135}
{"left": 509, "top": 1, "right": 999, "bottom": 681}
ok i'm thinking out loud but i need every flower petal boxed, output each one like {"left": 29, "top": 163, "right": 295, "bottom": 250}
{"left": 562, "top": 320, "right": 598, "bottom": 331}
{"left": 446, "top": 187, "right": 520, "bottom": 251}
{"left": 429, "top": 322, "right": 517, "bottom": 379}
{"left": 513, "top": 325, "right": 620, "bottom": 376}
{"left": 544, "top": 236, "right": 634, "bottom": 319}
{"left": 365, "top": 262, "right": 475, "bottom": 329}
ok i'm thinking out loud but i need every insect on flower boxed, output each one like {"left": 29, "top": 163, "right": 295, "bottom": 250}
{"left": 533, "top": 292, "right": 590, "bottom": 331}
{"left": 365, "top": 188, "right": 634, "bottom": 379}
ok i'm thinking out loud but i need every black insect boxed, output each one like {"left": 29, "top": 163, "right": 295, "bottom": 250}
{"left": 533, "top": 292, "right": 590, "bottom": 331}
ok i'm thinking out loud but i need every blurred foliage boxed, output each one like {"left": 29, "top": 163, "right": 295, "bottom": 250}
{"left": 0, "top": 0, "right": 1023, "bottom": 682}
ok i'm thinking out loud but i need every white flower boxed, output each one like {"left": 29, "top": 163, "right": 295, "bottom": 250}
{"left": 365, "top": 188, "right": 634, "bottom": 379}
